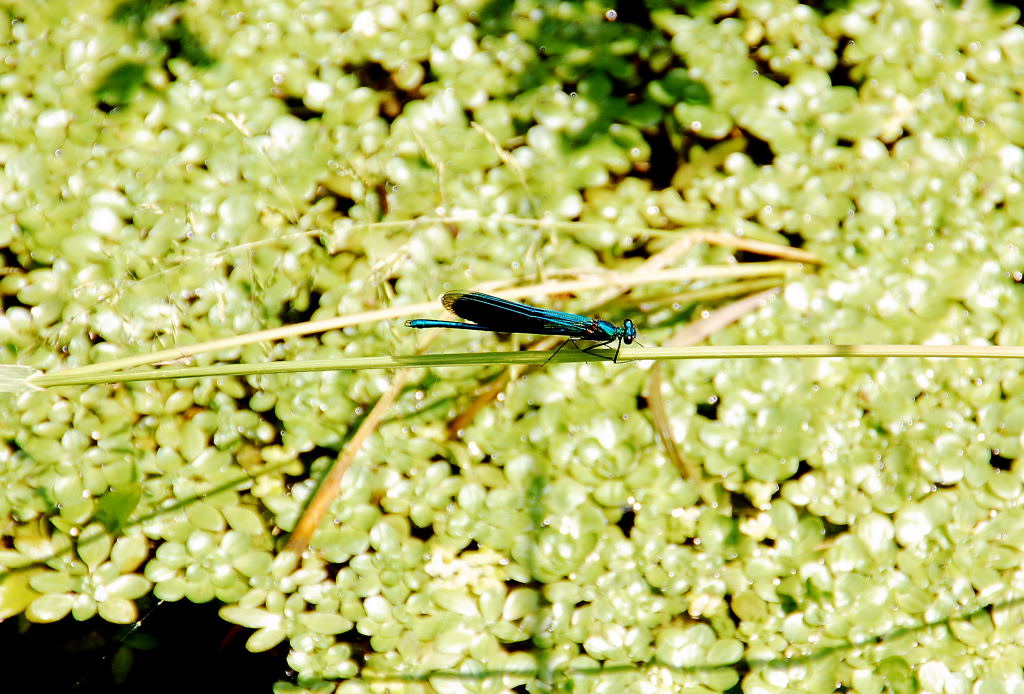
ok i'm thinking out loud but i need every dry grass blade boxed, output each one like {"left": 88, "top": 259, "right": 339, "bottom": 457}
{"left": 647, "top": 287, "right": 781, "bottom": 509}
{"left": 447, "top": 368, "right": 514, "bottom": 438}
{"left": 284, "top": 369, "right": 412, "bottom": 555}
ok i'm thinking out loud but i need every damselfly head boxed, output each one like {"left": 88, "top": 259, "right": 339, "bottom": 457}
{"left": 623, "top": 319, "right": 637, "bottom": 345}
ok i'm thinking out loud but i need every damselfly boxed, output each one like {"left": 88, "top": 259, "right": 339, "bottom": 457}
{"left": 406, "top": 291, "right": 637, "bottom": 362}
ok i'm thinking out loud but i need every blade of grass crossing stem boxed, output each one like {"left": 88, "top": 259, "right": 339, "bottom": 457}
{"left": 284, "top": 369, "right": 412, "bottom": 554}
{"left": 647, "top": 287, "right": 780, "bottom": 508}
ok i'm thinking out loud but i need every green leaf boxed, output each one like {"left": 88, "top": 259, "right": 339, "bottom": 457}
{"left": 110, "top": 535, "right": 149, "bottom": 573}
{"left": 0, "top": 569, "right": 44, "bottom": 619}
{"left": 98, "top": 596, "right": 138, "bottom": 624}
{"left": 223, "top": 505, "right": 265, "bottom": 535}
{"left": 27, "top": 593, "right": 74, "bottom": 623}
{"left": 297, "top": 612, "right": 353, "bottom": 635}
{"left": 649, "top": 69, "right": 711, "bottom": 106}
{"left": 106, "top": 574, "right": 152, "bottom": 600}
{"left": 95, "top": 485, "right": 142, "bottom": 535}
{"left": 29, "top": 570, "right": 76, "bottom": 594}
{"left": 77, "top": 524, "right": 112, "bottom": 571}
{"left": 220, "top": 605, "right": 279, "bottom": 629}
{"left": 247, "top": 626, "right": 287, "bottom": 652}
{"left": 879, "top": 656, "right": 920, "bottom": 694}
{"left": 94, "top": 62, "right": 148, "bottom": 106}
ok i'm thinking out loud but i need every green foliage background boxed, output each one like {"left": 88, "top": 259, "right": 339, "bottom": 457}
{"left": 3, "top": 0, "right": 1024, "bottom": 691}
